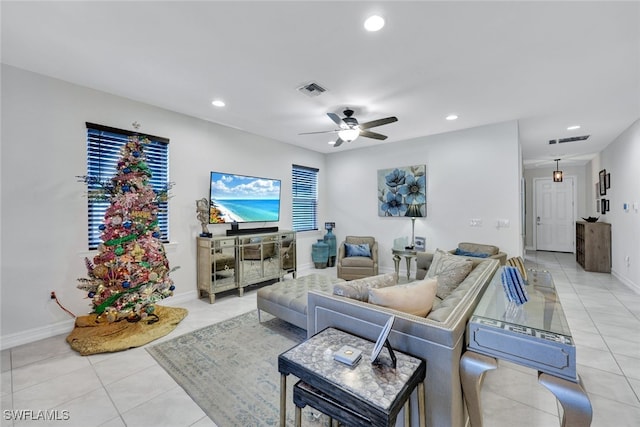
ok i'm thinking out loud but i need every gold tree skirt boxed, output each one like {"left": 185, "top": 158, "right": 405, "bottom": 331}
{"left": 66, "top": 305, "right": 188, "bottom": 356}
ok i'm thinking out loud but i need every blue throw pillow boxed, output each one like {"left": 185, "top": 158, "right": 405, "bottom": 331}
{"left": 455, "top": 248, "right": 490, "bottom": 258}
{"left": 345, "top": 243, "right": 371, "bottom": 258}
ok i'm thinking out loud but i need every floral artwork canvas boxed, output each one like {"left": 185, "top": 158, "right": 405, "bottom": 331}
{"left": 377, "top": 165, "right": 426, "bottom": 217}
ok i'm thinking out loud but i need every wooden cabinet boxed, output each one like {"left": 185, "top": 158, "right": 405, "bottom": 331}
{"left": 576, "top": 221, "right": 611, "bottom": 272}
{"left": 197, "top": 230, "right": 296, "bottom": 303}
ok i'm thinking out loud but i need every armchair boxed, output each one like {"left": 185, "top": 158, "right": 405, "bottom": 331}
{"left": 337, "top": 236, "right": 378, "bottom": 280}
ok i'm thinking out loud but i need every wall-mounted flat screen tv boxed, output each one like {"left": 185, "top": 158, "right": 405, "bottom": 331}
{"left": 209, "top": 172, "right": 281, "bottom": 224}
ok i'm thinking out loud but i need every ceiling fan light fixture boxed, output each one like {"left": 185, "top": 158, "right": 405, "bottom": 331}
{"left": 338, "top": 128, "right": 360, "bottom": 142}
{"left": 364, "top": 15, "right": 385, "bottom": 32}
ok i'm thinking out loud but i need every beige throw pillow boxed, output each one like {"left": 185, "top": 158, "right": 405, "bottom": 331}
{"left": 333, "top": 272, "right": 398, "bottom": 302}
{"left": 368, "top": 278, "right": 438, "bottom": 317}
{"left": 426, "top": 249, "right": 473, "bottom": 299}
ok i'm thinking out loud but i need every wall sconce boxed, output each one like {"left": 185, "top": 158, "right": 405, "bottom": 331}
{"left": 553, "top": 159, "right": 563, "bottom": 182}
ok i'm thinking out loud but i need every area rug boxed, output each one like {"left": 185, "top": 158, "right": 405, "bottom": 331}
{"left": 147, "top": 310, "right": 328, "bottom": 426}
{"left": 67, "top": 305, "right": 188, "bottom": 356}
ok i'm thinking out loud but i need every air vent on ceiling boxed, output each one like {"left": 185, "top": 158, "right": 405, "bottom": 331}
{"left": 548, "top": 135, "right": 590, "bottom": 144}
{"left": 297, "top": 82, "right": 327, "bottom": 97}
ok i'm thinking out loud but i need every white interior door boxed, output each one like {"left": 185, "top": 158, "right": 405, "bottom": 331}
{"left": 535, "top": 177, "right": 575, "bottom": 252}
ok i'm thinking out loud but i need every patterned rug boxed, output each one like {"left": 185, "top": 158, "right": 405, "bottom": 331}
{"left": 147, "top": 310, "right": 327, "bottom": 426}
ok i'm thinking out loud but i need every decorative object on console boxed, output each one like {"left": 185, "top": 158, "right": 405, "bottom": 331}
{"left": 371, "top": 315, "right": 397, "bottom": 368}
{"left": 414, "top": 236, "right": 426, "bottom": 251}
{"left": 553, "top": 158, "right": 563, "bottom": 182}
{"left": 324, "top": 222, "right": 337, "bottom": 267}
{"left": 500, "top": 266, "right": 529, "bottom": 305}
{"left": 196, "top": 198, "right": 212, "bottom": 237}
{"left": 377, "top": 164, "right": 426, "bottom": 221}
{"left": 581, "top": 216, "right": 599, "bottom": 223}
{"left": 312, "top": 239, "right": 329, "bottom": 269}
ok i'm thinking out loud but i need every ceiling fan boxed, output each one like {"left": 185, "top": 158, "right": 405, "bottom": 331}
{"left": 300, "top": 108, "right": 398, "bottom": 147}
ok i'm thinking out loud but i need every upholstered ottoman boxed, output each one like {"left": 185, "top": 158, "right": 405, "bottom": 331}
{"left": 257, "top": 274, "right": 344, "bottom": 330}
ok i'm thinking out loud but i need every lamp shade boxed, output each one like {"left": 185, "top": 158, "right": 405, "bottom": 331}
{"left": 406, "top": 204, "right": 423, "bottom": 218}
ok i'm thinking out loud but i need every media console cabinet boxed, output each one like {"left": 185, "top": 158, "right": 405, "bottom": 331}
{"left": 196, "top": 230, "right": 296, "bottom": 303}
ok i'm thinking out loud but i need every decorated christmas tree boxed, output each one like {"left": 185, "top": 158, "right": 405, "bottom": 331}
{"left": 78, "top": 133, "right": 175, "bottom": 323}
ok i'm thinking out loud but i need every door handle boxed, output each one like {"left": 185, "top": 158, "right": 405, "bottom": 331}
{"left": 536, "top": 216, "right": 540, "bottom": 225}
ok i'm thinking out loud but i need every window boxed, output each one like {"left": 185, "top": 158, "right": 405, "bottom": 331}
{"left": 85, "top": 123, "right": 170, "bottom": 249}
{"left": 292, "top": 164, "right": 319, "bottom": 232}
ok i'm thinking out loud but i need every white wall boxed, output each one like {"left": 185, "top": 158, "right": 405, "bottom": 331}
{"left": 0, "top": 65, "right": 327, "bottom": 347}
{"left": 598, "top": 119, "right": 640, "bottom": 290}
{"left": 523, "top": 164, "right": 589, "bottom": 250}
{"left": 0, "top": 65, "right": 527, "bottom": 348}
{"left": 325, "top": 121, "right": 523, "bottom": 275}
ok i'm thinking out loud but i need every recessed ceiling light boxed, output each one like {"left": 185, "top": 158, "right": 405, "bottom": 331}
{"left": 211, "top": 100, "right": 226, "bottom": 107}
{"left": 446, "top": 114, "right": 458, "bottom": 121}
{"left": 567, "top": 125, "right": 581, "bottom": 130}
{"left": 364, "top": 15, "right": 385, "bottom": 32}
{"left": 328, "top": 141, "right": 335, "bottom": 145}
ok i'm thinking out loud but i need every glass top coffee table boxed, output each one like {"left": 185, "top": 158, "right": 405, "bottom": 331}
{"left": 460, "top": 268, "right": 592, "bottom": 427}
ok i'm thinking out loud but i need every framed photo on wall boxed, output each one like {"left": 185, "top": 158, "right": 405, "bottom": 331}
{"left": 599, "top": 169, "right": 607, "bottom": 196}
{"left": 601, "top": 199, "right": 607, "bottom": 214}
{"left": 605, "top": 173, "right": 611, "bottom": 189}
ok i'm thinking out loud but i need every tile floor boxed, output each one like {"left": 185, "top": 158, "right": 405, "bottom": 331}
{"left": 1, "top": 251, "right": 639, "bottom": 426}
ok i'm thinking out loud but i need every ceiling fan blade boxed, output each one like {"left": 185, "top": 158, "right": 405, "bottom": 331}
{"left": 333, "top": 137, "right": 344, "bottom": 147}
{"left": 360, "top": 130, "right": 388, "bottom": 140}
{"left": 359, "top": 116, "right": 398, "bottom": 130}
{"left": 327, "top": 113, "right": 344, "bottom": 127}
{"left": 299, "top": 129, "right": 339, "bottom": 135}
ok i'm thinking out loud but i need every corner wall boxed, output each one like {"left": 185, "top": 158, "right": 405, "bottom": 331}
{"left": 325, "top": 121, "right": 523, "bottom": 272}
{"left": 597, "top": 119, "right": 640, "bottom": 290}
{"left": 0, "top": 65, "right": 327, "bottom": 347}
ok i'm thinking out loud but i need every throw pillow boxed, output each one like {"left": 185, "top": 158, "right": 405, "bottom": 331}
{"left": 333, "top": 272, "right": 397, "bottom": 302}
{"left": 426, "top": 249, "right": 474, "bottom": 299}
{"left": 344, "top": 243, "right": 372, "bottom": 258}
{"left": 368, "top": 278, "right": 438, "bottom": 317}
{"left": 506, "top": 256, "right": 528, "bottom": 283}
{"left": 454, "top": 248, "right": 490, "bottom": 258}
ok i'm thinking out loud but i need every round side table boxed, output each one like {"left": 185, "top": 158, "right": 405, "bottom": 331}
{"left": 392, "top": 248, "right": 417, "bottom": 281}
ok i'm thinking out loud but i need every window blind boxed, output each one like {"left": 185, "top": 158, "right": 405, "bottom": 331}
{"left": 86, "top": 123, "right": 170, "bottom": 249}
{"left": 292, "top": 164, "right": 319, "bottom": 232}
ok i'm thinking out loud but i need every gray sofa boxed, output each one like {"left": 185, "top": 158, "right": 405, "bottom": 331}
{"left": 307, "top": 254, "right": 500, "bottom": 427}
{"left": 416, "top": 242, "right": 506, "bottom": 279}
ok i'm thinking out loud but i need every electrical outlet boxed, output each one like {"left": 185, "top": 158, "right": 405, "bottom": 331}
{"left": 470, "top": 219, "right": 482, "bottom": 227}
{"left": 625, "top": 256, "right": 631, "bottom": 267}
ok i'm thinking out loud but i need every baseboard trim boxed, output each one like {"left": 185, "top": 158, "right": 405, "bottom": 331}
{"left": 0, "top": 290, "right": 199, "bottom": 350}
{"left": 611, "top": 269, "right": 640, "bottom": 293}
{"left": 1, "top": 319, "right": 75, "bottom": 351}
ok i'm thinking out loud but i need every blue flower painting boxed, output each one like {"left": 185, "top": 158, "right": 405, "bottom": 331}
{"left": 377, "top": 165, "right": 426, "bottom": 217}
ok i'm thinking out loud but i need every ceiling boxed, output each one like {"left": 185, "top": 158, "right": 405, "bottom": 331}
{"left": 2, "top": 1, "right": 639, "bottom": 168}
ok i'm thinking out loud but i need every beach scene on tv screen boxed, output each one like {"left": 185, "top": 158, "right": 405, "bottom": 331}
{"left": 210, "top": 172, "right": 281, "bottom": 223}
